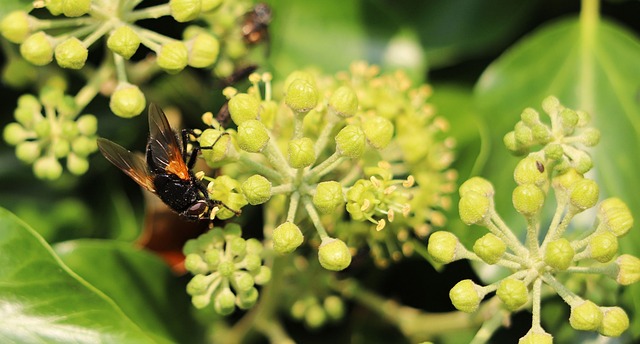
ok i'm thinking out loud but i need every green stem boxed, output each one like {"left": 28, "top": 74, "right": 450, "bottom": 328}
{"left": 314, "top": 112, "right": 340, "bottom": 156}
{"left": 469, "top": 308, "right": 505, "bottom": 344}
{"left": 541, "top": 272, "right": 581, "bottom": 307}
{"left": 531, "top": 278, "right": 543, "bottom": 331}
{"left": 578, "top": 0, "right": 599, "bottom": 113}
{"left": 525, "top": 217, "right": 541, "bottom": 258}
{"left": 124, "top": 4, "right": 172, "bottom": 21}
{"left": 262, "top": 138, "right": 294, "bottom": 179}
{"left": 34, "top": 17, "right": 97, "bottom": 30}
{"left": 238, "top": 154, "right": 284, "bottom": 183}
{"left": 271, "top": 183, "right": 295, "bottom": 195}
{"left": 286, "top": 192, "right": 300, "bottom": 223}
{"left": 486, "top": 211, "right": 529, "bottom": 258}
{"left": 541, "top": 207, "right": 578, "bottom": 251}
{"left": 74, "top": 60, "right": 115, "bottom": 117}
{"left": 305, "top": 151, "right": 345, "bottom": 183}
{"left": 82, "top": 20, "right": 116, "bottom": 47}
{"left": 302, "top": 196, "right": 329, "bottom": 239}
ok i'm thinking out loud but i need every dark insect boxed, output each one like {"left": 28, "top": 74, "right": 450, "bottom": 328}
{"left": 219, "top": 64, "right": 258, "bottom": 88}
{"left": 242, "top": 3, "right": 272, "bottom": 45}
{"left": 98, "top": 104, "right": 225, "bottom": 221}
{"left": 536, "top": 161, "right": 545, "bottom": 173}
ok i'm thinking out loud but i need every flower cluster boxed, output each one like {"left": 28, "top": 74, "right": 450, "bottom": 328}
{"left": 184, "top": 223, "right": 271, "bottom": 315}
{"left": 427, "top": 97, "right": 639, "bottom": 341}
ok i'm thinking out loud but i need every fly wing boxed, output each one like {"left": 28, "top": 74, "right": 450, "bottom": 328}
{"left": 97, "top": 137, "right": 156, "bottom": 192}
{"left": 147, "top": 104, "right": 190, "bottom": 180}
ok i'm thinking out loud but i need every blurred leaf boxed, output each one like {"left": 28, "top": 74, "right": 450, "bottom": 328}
{"left": 0, "top": 207, "right": 159, "bottom": 343}
{"left": 0, "top": 0, "right": 31, "bottom": 15}
{"left": 54, "top": 239, "right": 204, "bottom": 344}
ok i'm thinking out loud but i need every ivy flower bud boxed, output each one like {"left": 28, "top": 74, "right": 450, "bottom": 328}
{"left": 459, "top": 177, "right": 494, "bottom": 198}
{"left": 427, "top": 231, "right": 459, "bottom": 264}
{"left": 335, "top": 125, "right": 365, "bottom": 158}
{"left": 569, "top": 300, "right": 603, "bottom": 331}
{"left": 542, "top": 96, "right": 560, "bottom": 114}
{"left": 588, "top": 232, "right": 618, "bottom": 263}
{"left": 520, "top": 108, "right": 540, "bottom": 126}
{"left": 288, "top": 137, "right": 316, "bottom": 168}
{"left": 67, "top": 153, "right": 89, "bottom": 175}
{"left": 459, "top": 191, "right": 490, "bottom": 226}
{"left": 324, "top": 295, "right": 345, "bottom": 321}
{"left": 1, "top": 11, "right": 32, "bottom": 43}
{"left": 514, "top": 122, "right": 533, "bottom": 146}
{"left": 184, "top": 253, "right": 208, "bottom": 274}
{"left": 253, "top": 266, "right": 272, "bottom": 285}
{"left": 20, "top": 32, "right": 54, "bottom": 66}
{"left": 110, "top": 83, "right": 145, "bottom": 118}
{"left": 449, "top": 279, "right": 482, "bottom": 313}
{"left": 3, "top": 122, "right": 27, "bottom": 145}
{"left": 214, "top": 288, "right": 236, "bottom": 315}
{"left": 597, "top": 198, "right": 633, "bottom": 237}
{"left": 318, "top": 237, "right": 352, "bottom": 271}
{"left": 598, "top": 306, "right": 629, "bottom": 337}
{"left": 569, "top": 179, "right": 599, "bottom": 211}
{"left": 362, "top": 116, "right": 394, "bottom": 149}
{"left": 231, "top": 270, "right": 254, "bottom": 293}
{"left": 62, "top": 0, "right": 92, "bottom": 17}
{"left": 107, "top": 26, "right": 141, "bottom": 59}
{"left": 76, "top": 114, "right": 98, "bottom": 136}
{"left": 531, "top": 123, "right": 551, "bottom": 143}
{"left": 228, "top": 93, "right": 260, "bottom": 124}
{"left": 544, "top": 238, "right": 574, "bottom": 271}
{"left": 186, "top": 274, "right": 208, "bottom": 295}
{"left": 237, "top": 119, "right": 269, "bottom": 152}
{"left": 170, "top": 0, "right": 201, "bottom": 22}
{"left": 71, "top": 136, "right": 97, "bottom": 156}
{"left": 157, "top": 41, "right": 188, "bottom": 74}
{"left": 272, "top": 222, "right": 303, "bottom": 254}
{"left": 54, "top": 37, "right": 88, "bottom": 69}
{"left": 552, "top": 168, "right": 583, "bottom": 193}
{"left": 313, "top": 181, "right": 345, "bottom": 214}
{"left": 15, "top": 142, "right": 41, "bottom": 163}
{"left": 473, "top": 233, "right": 506, "bottom": 264}
{"left": 329, "top": 86, "right": 358, "bottom": 117}
{"left": 503, "top": 131, "right": 520, "bottom": 152}
{"left": 496, "top": 278, "right": 528, "bottom": 311}
{"left": 559, "top": 108, "right": 579, "bottom": 134}
{"left": 33, "top": 156, "right": 63, "bottom": 180}
{"left": 581, "top": 127, "right": 601, "bottom": 147}
{"left": 514, "top": 156, "right": 547, "bottom": 186}
{"left": 236, "top": 287, "right": 259, "bottom": 310}
{"left": 544, "top": 143, "right": 564, "bottom": 161}
{"left": 518, "top": 330, "right": 553, "bottom": 344}
{"left": 305, "top": 304, "right": 327, "bottom": 329}
{"left": 241, "top": 174, "right": 271, "bottom": 205}
{"left": 188, "top": 33, "right": 219, "bottom": 68}
{"left": 512, "top": 184, "right": 545, "bottom": 217}
{"left": 615, "top": 254, "right": 640, "bottom": 286}
{"left": 285, "top": 79, "right": 319, "bottom": 113}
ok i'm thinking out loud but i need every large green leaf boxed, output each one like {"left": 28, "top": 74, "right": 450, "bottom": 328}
{"left": 0, "top": 207, "right": 158, "bottom": 343}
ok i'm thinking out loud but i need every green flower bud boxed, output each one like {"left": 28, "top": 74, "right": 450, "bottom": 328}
{"left": 203, "top": 249, "right": 221, "bottom": 267}
{"left": 67, "top": 153, "right": 88, "bottom": 175}
{"left": 45, "top": 0, "right": 64, "bottom": 15}
{"left": 514, "top": 122, "right": 533, "bottom": 146}
{"left": 1, "top": 11, "right": 32, "bottom": 43}
{"left": 427, "top": 231, "right": 459, "bottom": 264}
{"left": 246, "top": 238, "right": 263, "bottom": 255}
{"left": 188, "top": 33, "right": 219, "bottom": 68}
{"left": 313, "top": 181, "right": 344, "bottom": 214}
{"left": 544, "top": 238, "right": 574, "bottom": 271}
{"left": 473, "top": 233, "right": 506, "bottom": 265}
{"left": 569, "top": 300, "right": 603, "bottom": 331}
{"left": 572, "top": 150, "right": 593, "bottom": 174}
{"left": 110, "top": 83, "right": 145, "bottom": 118}
{"left": 236, "top": 287, "right": 259, "bottom": 310}
{"left": 496, "top": 278, "right": 528, "bottom": 311}
{"left": 53, "top": 139, "right": 70, "bottom": 158}
{"left": 184, "top": 253, "right": 208, "bottom": 274}
{"left": 459, "top": 177, "right": 494, "bottom": 198}
{"left": 335, "top": 124, "right": 365, "bottom": 158}
{"left": 329, "top": 86, "right": 358, "bottom": 117}
{"left": 589, "top": 232, "right": 618, "bottom": 263}
{"left": 218, "top": 260, "right": 235, "bottom": 278}
{"left": 518, "top": 330, "right": 553, "bottom": 344}
{"left": 54, "top": 37, "right": 88, "bottom": 69}
{"left": 253, "top": 266, "right": 271, "bottom": 285}
{"left": 62, "top": 0, "right": 91, "bottom": 17}
{"left": 283, "top": 71, "right": 316, "bottom": 92}
{"left": 569, "top": 179, "right": 599, "bottom": 211}
{"left": 559, "top": 108, "right": 579, "bottom": 134}
{"left": 285, "top": 79, "right": 319, "bottom": 113}
{"left": 107, "top": 26, "right": 140, "bottom": 59}
{"left": 191, "top": 294, "right": 210, "bottom": 309}
{"left": 520, "top": 108, "right": 540, "bottom": 126}
{"left": 305, "top": 304, "right": 327, "bottom": 329}
{"left": 3, "top": 122, "right": 27, "bottom": 145}
{"left": 228, "top": 236, "right": 246, "bottom": 257}
{"left": 198, "top": 129, "right": 230, "bottom": 164}
{"left": 458, "top": 191, "right": 490, "bottom": 226}
{"left": 243, "top": 254, "right": 261, "bottom": 272}
{"left": 531, "top": 123, "right": 551, "bottom": 143}
{"left": 231, "top": 271, "right": 254, "bottom": 293}
{"left": 318, "top": 237, "right": 351, "bottom": 271}
{"left": 241, "top": 174, "right": 271, "bottom": 205}
{"left": 186, "top": 274, "right": 208, "bottom": 295}
{"left": 76, "top": 114, "right": 97, "bottom": 135}
{"left": 237, "top": 119, "right": 269, "bottom": 152}
{"left": 581, "top": 128, "right": 600, "bottom": 147}
{"left": 272, "top": 222, "right": 303, "bottom": 254}
{"left": 615, "top": 254, "right": 640, "bottom": 286}
{"left": 71, "top": 136, "right": 97, "bottom": 156}
{"left": 288, "top": 137, "right": 316, "bottom": 168}
{"left": 541, "top": 96, "right": 560, "bottom": 114}
{"left": 514, "top": 156, "right": 547, "bottom": 186}
{"left": 214, "top": 288, "right": 236, "bottom": 315}
{"left": 2, "top": 58, "right": 38, "bottom": 88}
{"left": 33, "top": 156, "right": 63, "bottom": 180}
{"left": 34, "top": 119, "right": 51, "bottom": 138}
{"left": 170, "top": 0, "right": 201, "bottom": 22}
{"left": 228, "top": 93, "right": 260, "bottom": 124}
{"left": 362, "top": 116, "right": 394, "bottom": 149}
{"left": 598, "top": 306, "right": 629, "bottom": 337}
{"left": 157, "top": 41, "right": 188, "bottom": 74}
{"left": 15, "top": 142, "right": 41, "bottom": 163}
{"left": 598, "top": 198, "right": 633, "bottom": 237}
{"left": 544, "top": 143, "right": 564, "bottom": 161}
{"left": 503, "top": 131, "right": 520, "bottom": 152}
{"left": 449, "top": 279, "right": 482, "bottom": 313}
{"left": 324, "top": 295, "right": 345, "bottom": 321}
{"left": 512, "top": 184, "right": 545, "bottom": 217}
{"left": 552, "top": 168, "right": 583, "bottom": 193}
{"left": 20, "top": 32, "right": 54, "bottom": 66}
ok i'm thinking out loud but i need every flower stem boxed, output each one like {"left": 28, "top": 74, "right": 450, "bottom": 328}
{"left": 302, "top": 196, "right": 329, "bottom": 239}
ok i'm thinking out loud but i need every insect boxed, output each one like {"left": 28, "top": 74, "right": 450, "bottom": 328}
{"left": 98, "top": 104, "right": 227, "bottom": 221}
{"left": 242, "top": 3, "right": 272, "bottom": 45}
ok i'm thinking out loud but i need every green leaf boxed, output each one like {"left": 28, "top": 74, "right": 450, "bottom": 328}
{"left": 0, "top": 207, "right": 157, "bottom": 344}
{"left": 54, "top": 239, "right": 204, "bottom": 344}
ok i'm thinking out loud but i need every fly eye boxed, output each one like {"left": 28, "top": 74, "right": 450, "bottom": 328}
{"left": 186, "top": 201, "right": 208, "bottom": 216}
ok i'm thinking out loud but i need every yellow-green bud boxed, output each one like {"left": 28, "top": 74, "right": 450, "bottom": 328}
{"left": 615, "top": 254, "right": 640, "bottom": 286}
{"left": 243, "top": 254, "right": 261, "bottom": 272}
{"left": 305, "top": 304, "right": 327, "bottom": 329}
{"left": 62, "top": 0, "right": 91, "bottom": 17}
{"left": 542, "top": 96, "right": 560, "bottom": 114}
{"left": 544, "top": 238, "right": 574, "bottom": 271}
{"left": 188, "top": 33, "right": 219, "bottom": 68}
{"left": 572, "top": 150, "right": 593, "bottom": 174}
{"left": 110, "top": 83, "right": 145, "bottom": 118}
{"left": 283, "top": 71, "right": 316, "bottom": 92}
{"left": 503, "top": 131, "right": 520, "bottom": 152}
{"left": 323, "top": 295, "right": 344, "bottom": 321}
{"left": 569, "top": 300, "right": 603, "bottom": 331}
{"left": 598, "top": 198, "right": 633, "bottom": 237}
{"left": 559, "top": 108, "right": 578, "bottom": 134}
{"left": 427, "top": 231, "right": 459, "bottom": 264}
{"left": 186, "top": 274, "right": 208, "bottom": 295}
{"left": 76, "top": 114, "right": 97, "bottom": 135}
{"left": 598, "top": 307, "right": 629, "bottom": 337}
{"left": 45, "top": 0, "right": 64, "bottom": 15}
{"left": 16, "top": 142, "right": 41, "bottom": 163}
{"left": 35, "top": 119, "right": 51, "bottom": 138}
{"left": 362, "top": 116, "right": 394, "bottom": 149}
{"left": 54, "top": 37, "right": 88, "bottom": 69}
{"left": 473, "top": 233, "right": 506, "bottom": 264}
{"left": 3, "top": 122, "right": 27, "bottom": 145}
{"left": 520, "top": 108, "right": 540, "bottom": 126}
{"left": 203, "top": 249, "right": 221, "bottom": 267}
{"left": 329, "top": 86, "right": 358, "bottom": 117}
{"left": 259, "top": 100, "right": 278, "bottom": 128}
{"left": 496, "top": 278, "right": 528, "bottom": 311}
{"left": 459, "top": 177, "right": 494, "bottom": 198}
{"left": 588, "top": 232, "right": 618, "bottom": 263}
{"left": 190, "top": 294, "right": 210, "bottom": 309}
{"left": 237, "top": 119, "right": 269, "bottom": 152}
{"left": 231, "top": 270, "right": 254, "bottom": 293}
{"left": 33, "top": 156, "right": 63, "bottom": 180}
{"left": 214, "top": 288, "right": 236, "bottom": 315}
{"left": 459, "top": 191, "right": 491, "bottom": 226}
{"left": 53, "top": 139, "right": 70, "bottom": 158}
{"left": 514, "top": 156, "right": 547, "bottom": 186}
{"left": 20, "top": 32, "right": 54, "bottom": 66}
{"left": 531, "top": 123, "right": 551, "bottom": 143}
{"left": 318, "top": 238, "right": 352, "bottom": 271}
{"left": 67, "top": 153, "right": 89, "bottom": 175}
{"left": 581, "top": 128, "right": 601, "bottom": 147}
{"left": 512, "top": 184, "right": 545, "bottom": 217}
{"left": 449, "top": 279, "right": 482, "bottom": 313}
{"left": 228, "top": 93, "right": 260, "bottom": 124}
{"left": 107, "top": 26, "right": 140, "bottom": 59}
{"left": 514, "top": 122, "right": 533, "bottom": 146}
{"left": 1, "top": 11, "right": 32, "bottom": 43}
{"left": 184, "top": 253, "right": 208, "bottom": 274}
{"left": 198, "top": 129, "right": 231, "bottom": 165}
{"left": 253, "top": 266, "right": 271, "bottom": 285}
{"left": 170, "top": 0, "right": 201, "bottom": 22}
{"left": 71, "top": 136, "right": 97, "bottom": 156}
{"left": 157, "top": 41, "right": 188, "bottom": 74}
{"left": 552, "top": 168, "right": 583, "bottom": 193}
{"left": 518, "top": 330, "right": 553, "bottom": 344}
{"left": 241, "top": 174, "right": 271, "bottom": 205}
{"left": 236, "top": 287, "right": 259, "bottom": 310}
{"left": 313, "top": 181, "right": 344, "bottom": 214}
{"left": 272, "top": 222, "right": 303, "bottom": 254}
{"left": 569, "top": 179, "right": 599, "bottom": 211}
{"left": 288, "top": 137, "right": 316, "bottom": 168}
{"left": 335, "top": 125, "right": 365, "bottom": 158}
{"left": 2, "top": 58, "right": 38, "bottom": 88}
{"left": 544, "top": 143, "right": 564, "bottom": 161}
{"left": 285, "top": 79, "right": 319, "bottom": 113}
